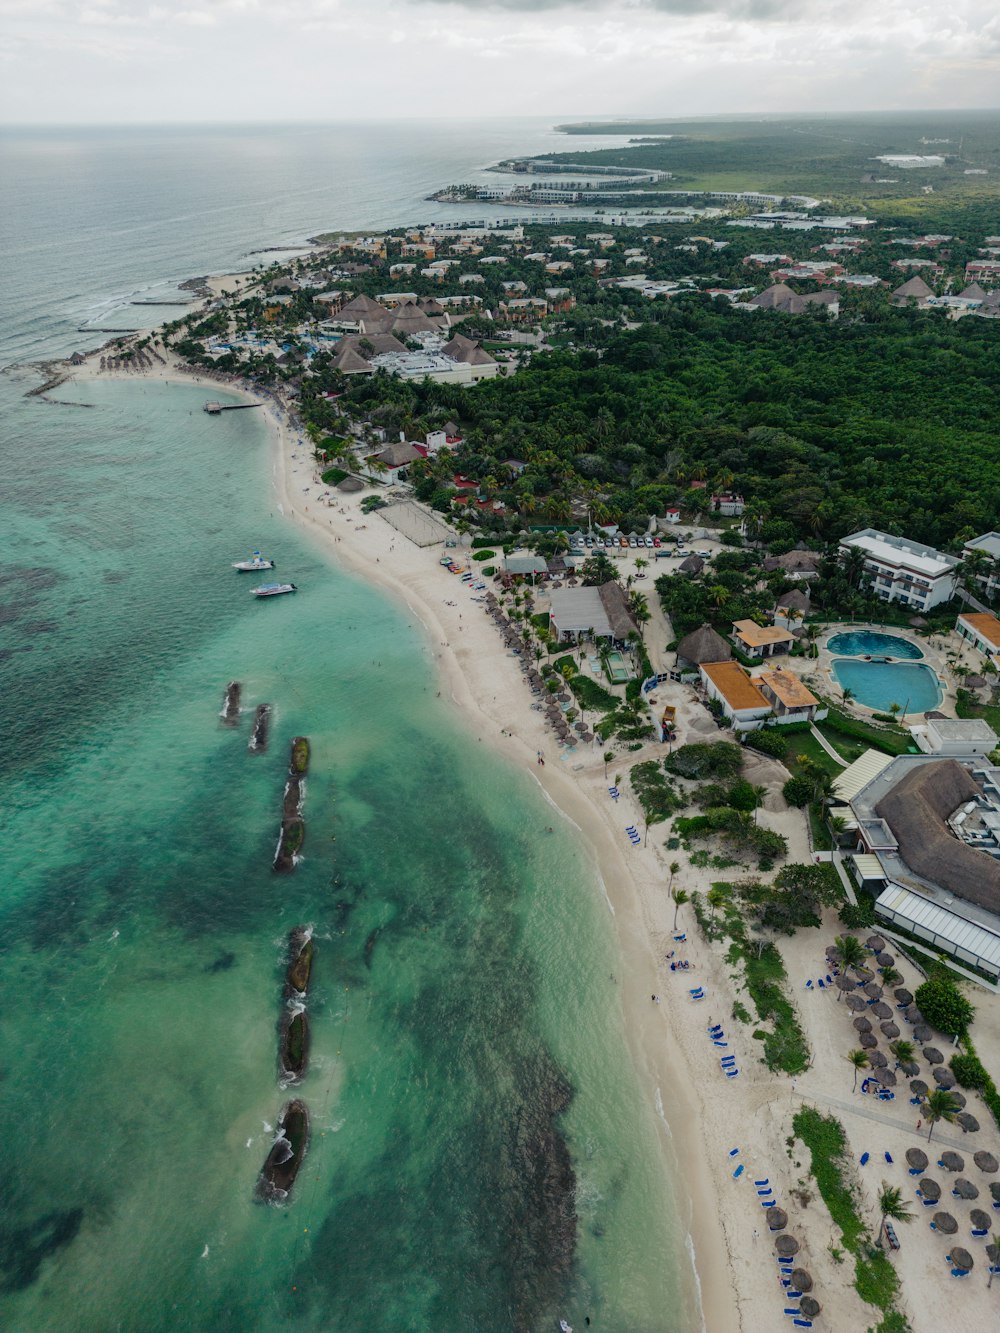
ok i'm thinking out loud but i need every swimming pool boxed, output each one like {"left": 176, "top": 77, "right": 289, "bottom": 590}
{"left": 826, "top": 630, "right": 923, "bottom": 660}
{"left": 831, "top": 658, "right": 941, "bottom": 714}
{"left": 605, "top": 651, "right": 632, "bottom": 683}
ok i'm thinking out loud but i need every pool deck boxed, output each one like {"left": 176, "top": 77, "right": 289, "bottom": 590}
{"left": 810, "top": 621, "right": 960, "bottom": 720}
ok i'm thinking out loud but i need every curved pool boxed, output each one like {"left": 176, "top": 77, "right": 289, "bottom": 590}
{"left": 831, "top": 658, "right": 941, "bottom": 714}
{"left": 827, "top": 630, "right": 924, "bottom": 660}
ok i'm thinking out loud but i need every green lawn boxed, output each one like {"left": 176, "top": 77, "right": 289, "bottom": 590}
{"left": 783, "top": 729, "right": 845, "bottom": 777}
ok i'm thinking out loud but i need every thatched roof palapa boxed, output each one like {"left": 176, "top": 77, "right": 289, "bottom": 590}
{"left": 676, "top": 623, "right": 732, "bottom": 667}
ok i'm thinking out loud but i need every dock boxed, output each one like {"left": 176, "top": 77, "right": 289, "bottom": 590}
{"left": 204, "top": 401, "right": 263, "bottom": 414}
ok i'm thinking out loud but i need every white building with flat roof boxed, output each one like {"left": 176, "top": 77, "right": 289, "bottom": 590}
{"left": 963, "top": 532, "right": 1000, "bottom": 599}
{"left": 839, "top": 529, "right": 960, "bottom": 610}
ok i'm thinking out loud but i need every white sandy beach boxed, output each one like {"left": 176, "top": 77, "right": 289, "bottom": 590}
{"left": 64, "top": 343, "right": 1000, "bottom": 1333}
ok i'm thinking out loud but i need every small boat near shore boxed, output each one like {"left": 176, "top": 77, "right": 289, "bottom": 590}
{"left": 249, "top": 704, "right": 271, "bottom": 752}
{"left": 255, "top": 1100, "right": 309, "bottom": 1204}
{"left": 233, "top": 550, "right": 275, "bottom": 572}
{"left": 221, "top": 681, "right": 241, "bottom": 726}
{"left": 252, "top": 582, "right": 296, "bottom": 598}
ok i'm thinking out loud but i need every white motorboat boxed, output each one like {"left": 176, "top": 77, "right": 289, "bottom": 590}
{"left": 233, "top": 550, "right": 275, "bottom": 572}
{"left": 252, "top": 583, "right": 297, "bottom": 598}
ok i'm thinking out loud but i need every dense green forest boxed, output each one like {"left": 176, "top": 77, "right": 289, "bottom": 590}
{"left": 318, "top": 298, "right": 1000, "bottom": 549}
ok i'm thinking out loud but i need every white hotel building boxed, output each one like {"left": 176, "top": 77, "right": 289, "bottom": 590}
{"left": 839, "top": 529, "right": 960, "bottom": 610}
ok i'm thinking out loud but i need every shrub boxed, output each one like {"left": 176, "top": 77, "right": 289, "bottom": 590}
{"left": 914, "top": 974, "right": 975, "bottom": 1037}
{"left": 472, "top": 549, "right": 495, "bottom": 562}
{"left": 320, "top": 466, "right": 348, "bottom": 486}
{"left": 727, "top": 778, "right": 759, "bottom": 812}
{"left": 665, "top": 741, "right": 743, "bottom": 781}
{"left": 783, "top": 775, "right": 813, "bottom": 807}
{"left": 745, "top": 729, "right": 788, "bottom": 759}
{"left": 839, "top": 898, "right": 876, "bottom": 929}
{"left": 950, "top": 1053, "right": 988, "bottom": 1090}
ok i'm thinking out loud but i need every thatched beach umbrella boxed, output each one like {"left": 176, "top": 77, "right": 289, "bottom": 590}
{"left": 581, "top": 731, "right": 594, "bottom": 743}
{"left": 876, "top": 951, "right": 895, "bottom": 968}
{"left": 955, "top": 1111, "right": 979, "bottom": 1133}
{"left": 799, "top": 1297, "right": 822, "bottom": 1319}
{"left": 905, "top": 1005, "right": 924, "bottom": 1024}
{"left": 949, "top": 1091, "right": 966, "bottom": 1108}
{"left": 970, "top": 1208, "right": 991, "bottom": 1233}
{"left": 920, "top": 1178, "right": 941, "bottom": 1201}
{"left": 853, "top": 1016, "right": 872, "bottom": 1033}
{"left": 573, "top": 721, "right": 587, "bottom": 732}
{"left": 863, "top": 981, "right": 883, "bottom": 999}
{"left": 989, "top": 1240, "right": 1000, "bottom": 1264}
{"left": 775, "top": 1234, "right": 799, "bottom": 1257}
{"left": 913, "top": 1024, "right": 932, "bottom": 1043}
{"left": 909, "top": 615, "right": 929, "bottom": 628}
{"left": 872, "top": 1002, "right": 892, "bottom": 1019}
{"left": 866, "top": 934, "right": 886, "bottom": 951}
{"left": 923, "top": 1046, "right": 944, "bottom": 1064}
{"left": 790, "top": 1268, "right": 813, "bottom": 1293}
{"left": 910, "top": 1078, "right": 928, "bottom": 1097}
{"left": 868, "top": 1049, "right": 888, "bottom": 1067}
{"left": 837, "top": 975, "right": 856, "bottom": 998}
{"left": 974, "top": 1150, "right": 998, "bottom": 1174}
{"left": 899, "top": 1060, "right": 920, "bottom": 1077}
{"left": 933, "top": 1211, "right": 958, "bottom": 1234}
{"left": 826, "top": 945, "right": 842, "bottom": 962}
{"left": 952, "top": 1178, "right": 978, "bottom": 1200}
{"left": 906, "top": 1147, "right": 928, "bottom": 1172}
{"left": 880, "top": 1021, "right": 900, "bottom": 1039}
{"left": 939, "top": 1151, "right": 964, "bottom": 1173}
{"left": 856, "top": 966, "right": 874, "bottom": 983}
{"left": 847, "top": 994, "right": 867, "bottom": 1012}
{"left": 991, "top": 1182, "right": 1000, "bottom": 1206}
{"left": 934, "top": 1068, "right": 957, "bottom": 1090}
{"left": 949, "top": 1246, "right": 973, "bottom": 1272}
{"left": 860, "top": 1031, "right": 877, "bottom": 1049}
{"left": 873, "top": 1066, "right": 897, "bottom": 1087}
{"left": 766, "top": 1206, "right": 787, "bottom": 1230}
{"left": 894, "top": 987, "right": 913, "bottom": 1006}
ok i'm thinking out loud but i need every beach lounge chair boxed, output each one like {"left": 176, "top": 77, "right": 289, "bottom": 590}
{"left": 784, "top": 1308, "right": 801, "bottom": 1316}
{"left": 673, "top": 933, "right": 686, "bottom": 942}
{"left": 909, "top": 1166, "right": 922, "bottom": 1175}
{"left": 733, "top": 1164, "right": 744, "bottom": 1179}
{"left": 805, "top": 980, "right": 813, "bottom": 989}
{"left": 726, "top": 1068, "right": 740, "bottom": 1078}
{"left": 689, "top": 987, "right": 703, "bottom": 995}
{"left": 972, "top": 1227, "right": 987, "bottom": 1237}
{"left": 884, "top": 1152, "right": 893, "bottom": 1164}
{"left": 793, "top": 1321, "right": 813, "bottom": 1329}
{"left": 728, "top": 1147, "right": 740, "bottom": 1157}
{"left": 713, "top": 1040, "right": 728, "bottom": 1048}
{"left": 755, "top": 1178, "right": 769, "bottom": 1187}
{"left": 721, "top": 1056, "right": 736, "bottom": 1065}
{"left": 860, "top": 1152, "right": 870, "bottom": 1166}
{"left": 708, "top": 1025, "right": 724, "bottom": 1036}
{"left": 817, "top": 979, "right": 825, "bottom": 989}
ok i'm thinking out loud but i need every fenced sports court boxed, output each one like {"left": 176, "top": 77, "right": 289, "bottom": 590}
{"left": 379, "top": 500, "right": 452, "bottom": 547}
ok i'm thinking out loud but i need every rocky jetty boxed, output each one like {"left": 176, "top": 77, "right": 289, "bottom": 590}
{"left": 279, "top": 1007, "right": 309, "bottom": 1084}
{"left": 255, "top": 1100, "right": 309, "bottom": 1204}
{"left": 221, "top": 681, "right": 241, "bottom": 726}
{"left": 285, "top": 927, "right": 314, "bottom": 998}
{"left": 273, "top": 737, "right": 309, "bottom": 872}
{"left": 249, "top": 703, "right": 270, "bottom": 752}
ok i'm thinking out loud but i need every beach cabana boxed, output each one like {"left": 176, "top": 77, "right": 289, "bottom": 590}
{"left": 932, "top": 1211, "right": 957, "bottom": 1233}
{"left": 939, "top": 1151, "right": 964, "bottom": 1173}
{"left": 974, "top": 1151, "right": 998, "bottom": 1174}
{"left": 955, "top": 1111, "right": 979, "bottom": 1132}
{"left": 920, "top": 1178, "right": 941, "bottom": 1202}
{"left": 906, "top": 1148, "right": 928, "bottom": 1173}
{"left": 952, "top": 1178, "right": 978, "bottom": 1200}
{"left": 766, "top": 1206, "right": 787, "bottom": 1231}
{"left": 949, "top": 1246, "right": 973, "bottom": 1272}
{"left": 775, "top": 1234, "right": 799, "bottom": 1256}
{"left": 923, "top": 1046, "right": 944, "bottom": 1064}
{"left": 790, "top": 1268, "right": 812, "bottom": 1292}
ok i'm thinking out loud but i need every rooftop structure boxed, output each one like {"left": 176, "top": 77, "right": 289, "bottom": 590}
{"left": 548, "top": 582, "right": 638, "bottom": 643}
{"left": 699, "top": 661, "right": 771, "bottom": 729}
{"left": 840, "top": 529, "right": 959, "bottom": 610}
{"left": 731, "top": 619, "right": 795, "bottom": 658}
{"left": 956, "top": 612, "right": 1000, "bottom": 666}
{"left": 675, "top": 624, "right": 732, "bottom": 669}
{"left": 755, "top": 666, "right": 820, "bottom": 716}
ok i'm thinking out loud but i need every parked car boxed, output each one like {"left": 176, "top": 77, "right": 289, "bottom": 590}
{"left": 644, "top": 537, "right": 654, "bottom": 547}
{"left": 619, "top": 537, "right": 629, "bottom": 547}
{"left": 652, "top": 537, "right": 661, "bottom": 547}
{"left": 695, "top": 549, "right": 711, "bottom": 557}
{"left": 629, "top": 537, "right": 638, "bottom": 547}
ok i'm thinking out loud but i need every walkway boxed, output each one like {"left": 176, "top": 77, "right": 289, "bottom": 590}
{"left": 799, "top": 1088, "right": 971, "bottom": 1153}
{"left": 809, "top": 723, "right": 847, "bottom": 767}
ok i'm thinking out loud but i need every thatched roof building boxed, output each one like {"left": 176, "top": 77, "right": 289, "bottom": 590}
{"left": 675, "top": 624, "right": 732, "bottom": 668}
{"left": 678, "top": 555, "right": 704, "bottom": 575}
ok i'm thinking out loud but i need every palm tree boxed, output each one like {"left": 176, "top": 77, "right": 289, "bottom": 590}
{"left": 923, "top": 1088, "right": 960, "bottom": 1143}
{"left": 841, "top": 686, "right": 856, "bottom": 706}
{"left": 881, "top": 966, "right": 903, "bottom": 988}
{"left": 890, "top": 1039, "right": 915, "bottom": 1064}
{"left": 667, "top": 860, "right": 681, "bottom": 893}
{"left": 848, "top": 1048, "right": 869, "bottom": 1091}
{"left": 603, "top": 750, "right": 615, "bottom": 779}
{"left": 835, "top": 934, "right": 867, "bottom": 989}
{"left": 989, "top": 1232, "right": 1000, "bottom": 1288}
{"left": 672, "top": 887, "right": 689, "bottom": 930}
{"left": 876, "top": 1181, "right": 914, "bottom": 1234}
{"left": 707, "top": 885, "right": 729, "bottom": 920}
{"left": 750, "top": 784, "right": 768, "bottom": 824}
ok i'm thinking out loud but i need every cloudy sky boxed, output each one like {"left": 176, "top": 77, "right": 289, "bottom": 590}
{"left": 1, "top": 0, "right": 997, "bottom": 123}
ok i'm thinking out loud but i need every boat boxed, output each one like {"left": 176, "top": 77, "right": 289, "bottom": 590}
{"left": 233, "top": 550, "right": 275, "bottom": 572}
{"left": 252, "top": 583, "right": 296, "bottom": 598}
{"left": 255, "top": 1100, "right": 309, "bottom": 1204}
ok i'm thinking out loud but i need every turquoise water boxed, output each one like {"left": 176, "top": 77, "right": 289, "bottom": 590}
{"left": 826, "top": 631, "right": 924, "bottom": 660}
{"left": 0, "top": 376, "right": 692, "bottom": 1329}
{"left": 831, "top": 658, "right": 942, "bottom": 713}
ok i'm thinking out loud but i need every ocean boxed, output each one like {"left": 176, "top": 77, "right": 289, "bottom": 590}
{"left": 0, "top": 123, "right": 696, "bottom": 1331}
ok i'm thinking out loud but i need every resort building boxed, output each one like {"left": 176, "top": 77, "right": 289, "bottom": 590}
{"left": 755, "top": 667, "right": 825, "bottom": 722}
{"left": 674, "top": 624, "right": 732, "bottom": 673}
{"left": 847, "top": 755, "right": 1000, "bottom": 981}
{"left": 955, "top": 611, "right": 1000, "bottom": 668}
{"left": 773, "top": 588, "right": 810, "bottom": 629}
{"left": 839, "top": 529, "right": 960, "bottom": 610}
{"left": 909, "top": 717, "right": 999, "bottom": 758}
{"left": 698, "top": 661, "right": 771, "bottom": 730}
{"left": 731, "top": 619, "right": 795, "bottom": 658}
{"left": 761, "top": 549, "right": 821, "bottom": 580}
{"left": 963, "top": 532, "right": 1000, "bottom": 599}
{"left": 548, "top": 582, "right": 638, "bottom": 645}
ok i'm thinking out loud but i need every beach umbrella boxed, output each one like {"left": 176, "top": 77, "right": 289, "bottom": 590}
{"left": 949, "top": 1247, "right": 973, "bottom": 1272}
{"left": 826, "top": 945, "right": 842, "bottom": 961}
{"left": 871, "top": 1002, "right": 892, "bottom": 1019}
{"left": 899, "top": 1060, "right": 920, "bottom": 1077}
{"left": 955, "top": 1112, "right": 979, "bottom": 1133}
{"left": 934, "top": 1068, "right": 957, "bottom": 1090}
{"left": 859, "top": 1031, "right": 877, "bottom": 1049}
{"left": 863, "top": 981, "right": 883, "bottom": 999}
{"left": 879, "top": 1021, "right": 900, "bottom": 1039}
{"left": 933, "top": 1211, "right": 958, "bottom": 1234}
{"left": 853, "top": 1016, "right": 872, "bottom": 1033}
{"left": 866, "top": 934, "right": 886, "bottom": 951}
{"left": 909, "top": 615, "right": 929, "bottom": 628}
{"left": 970, "top": 1208, "right": 991, "bottom": 1233}
{"left": 992, "top": 1182, "right": 1000, "bottom": 1205}
{"left": 573, "top": 721, "right": 587, "bottom": 732}
{"left": 894, "top": 987, "right": 913, "bottom": 1005}
{"left": 974, "top": 1151, "right": 998, "bottom": 1174}
{"left": 868, "top": 1050, "right": 888, "bottom": 1067}
{"left": 913, "top": 1024, "right": 932, "bottom": 1043}
{"left": 905, "top": 1005, "right": 924, "bottom": 1024}
{"left": 910, "top": 1078, "right": 928, "bottom": 1097}
{"left": 581, "top": 731, "right": 594, "bottom": 743}
{"left": 846, "top": 994, "right": 867, "bottom": 1012}
{"left": 989, "top": 1241, "right": 1000, "bottom": 1264}
{"left": 920, "top": 1178, "right": 941, "bottom": 1201}
{"left": 790, "top": 1269, "right": 813, "bottom": 1293}
{"left": 856, "top": 966, "right": 874, "bottom": 983}
{"left": 952, "top": 1179, "right": 978, "bottom": 1200}
{"left": 799, "top": 1297, "right": 821, "bottom": 1319}
{"left": 923, "top": 1046, "right": 944, "bottom": 1064}
{"left": 556, "top": 691, "right": 570, "bottom": 703}
{"left": 948, "top": 1091, "right": 966, "bottom": 1109}
{"left": 906, "top": 1148, "right": 928, "bottom": 1172}
{"left": 766, "top": 1206, "right": 787, "bottom": 1231}
{"left": 836, "top": 975, "right": 855, "bottom": 998}
{"left": 775, "top": 1234, "right": 799, "bottom": 1257}
{"left": 873, "top": 1066, "right": 897, "bottom": 1086}
{"left": 876, "top": 951, "right": 895, "bottom": 968}
{"left": 939, "top": 1152, "right": 964, "bottom": 1173}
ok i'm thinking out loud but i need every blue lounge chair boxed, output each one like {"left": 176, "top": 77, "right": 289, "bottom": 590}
{"left": 805, "top": 980, "right": 813, "bottom": 989}
{"left": 784, "top": 1308, "right": 801, "bottom": 1316}
{"left": 689, "top": 987, "right": 703, "bottom": 995}
{"left": 726, "top": 1068, "right": 740, "bottom": 1078}
{"left": 909, "top": 1166, "right": 922, "bottom": 1175}
{"left": 793, "top": 1321, "right": 814, "bottom": 1329}
{"left": 755, "top": 1178, "right": 769, "bottom": 1186}
{"left": 825, "top": 974, "right": 833, "bottom": 984}
{"left": 728, "top": 1147, "right": 740, "bottom": 1156}
{"left": 674, "top": 932, "right": 686, "bottom": 942}
{"left": 972, "top": 1228, "right": 987, "bottom": 1237}
{"left": 817, "top": 979, "right": 825, "bottom": 989}
{"left": 787, "top": 1290, "right": 802, "bottom": 1298}
{"left": 713, "top": 1040, "right": 728, "bottom": 1048}
{"left": 733, "top": 1164, "right": 744, "bottom": 1179}
{"left": 884, "top": 1152, "right": 893, "bottom": 1164}
{"left": 860, "top": 1152, "right": 870, "bottom": 1166}
{"left": 950, "top": 1269, "right": 969, "bottom": 1278}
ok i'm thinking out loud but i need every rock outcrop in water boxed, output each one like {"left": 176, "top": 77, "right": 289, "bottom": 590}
{"left": 221, "top": 681, "right": 241, "bottom": 726}
{"left": 279, "top": 1007, "right": 309, "bottom": 1084}
{"left": 285, "top": 927, "right": 314, "bottom": 998}
{"left": 249, "top": 704, "right": 270, "bottom": 752}
{"left": 255, "top": 1100, "right": 309, "bottom": 1204}
{"left": 273, "top": 737, "right": 309, "bottom": 872}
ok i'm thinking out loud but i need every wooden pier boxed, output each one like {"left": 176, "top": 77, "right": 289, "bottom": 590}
{"left": 204, "top": 401, "right": 263, "bottom": 414}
